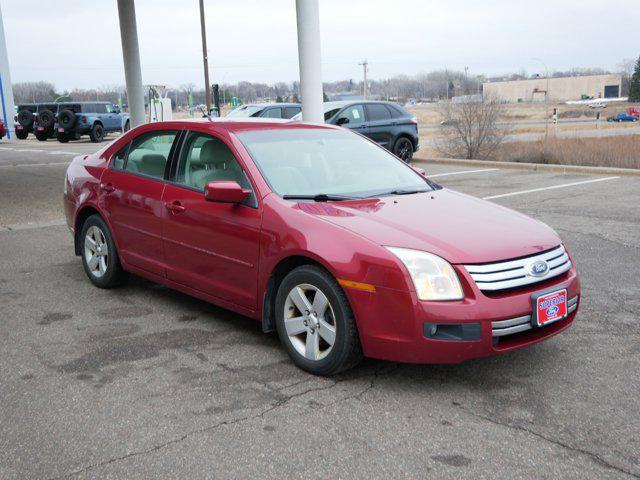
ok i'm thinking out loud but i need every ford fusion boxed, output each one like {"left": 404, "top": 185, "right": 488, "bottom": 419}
{"left": 63, "top": 119, "right": 580, "bottom": 375}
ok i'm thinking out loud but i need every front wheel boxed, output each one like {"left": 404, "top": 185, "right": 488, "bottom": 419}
{"left": 34, "top": 130, "right": 48, "bottom": 141}
{"left": 89, "top": 124, "right": 105, "bottom": 143}
{"left": 80, "top": 215, "right": 128, "bottom": 288}
{"left": 393, "top": 137, "right": 414, "bottom": 163}
{"left": 275, "top": 265, "right": 362, "bottom": 375}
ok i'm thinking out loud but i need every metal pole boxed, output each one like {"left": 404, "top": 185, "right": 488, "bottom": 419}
{"left": 117, "top": 0, "right": 145, "bottom": 128}
{"left": 359, "top": 60, "right": 368, "bottom": 99}
{"left": 0, "top": 3, "right": 15, "bottom": 140}
{"left": 199, "top": 0, "right": 211, "bottom": 113}
{"left": 295, "top": 0, "right": 324, "bottom": 122}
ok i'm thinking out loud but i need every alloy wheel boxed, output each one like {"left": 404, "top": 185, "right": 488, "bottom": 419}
{"left": 84, "top": 225, "right": 109, "bottom": 278}
{"left": 283, "top": 283, "right": 337, "bottom": 361}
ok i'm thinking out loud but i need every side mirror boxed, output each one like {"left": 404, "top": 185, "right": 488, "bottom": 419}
{"left": 336, "top": 117, "right": 350, "bottom": 126}
{"left": 204, "top": 181, "right": 250, "bottom": 204}
{"left": 412, "top": 166, "right": 427, "bottom": 177}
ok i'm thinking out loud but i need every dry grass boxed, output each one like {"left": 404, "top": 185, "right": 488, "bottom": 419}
{"left": 493, "top": 135, "right": 640, "bottom": 169}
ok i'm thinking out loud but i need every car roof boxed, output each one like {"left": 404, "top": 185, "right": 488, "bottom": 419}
{"left": 235, "top": 103, "right": 301, "bottom": 108}
{"left": 136, "top": 117, "right": 339, "bottom": 134}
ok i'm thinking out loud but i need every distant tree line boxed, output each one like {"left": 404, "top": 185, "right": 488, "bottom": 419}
{"left": 12, "top": 62, "right": 635, "bottom": 107}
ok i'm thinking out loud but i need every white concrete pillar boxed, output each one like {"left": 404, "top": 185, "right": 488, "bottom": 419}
{"left": 117, "top": 0, "right": 145, "bottom": 127}
{"left": 295, "top": 0, "right": 324, "bottom": 122}
{"left": 0, "top": 3, "right": 15, "bottom": 139}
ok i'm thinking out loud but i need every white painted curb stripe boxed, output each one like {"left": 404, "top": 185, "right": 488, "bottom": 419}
{"left": 483, "top": 176, "right": 620, "bottom": 200}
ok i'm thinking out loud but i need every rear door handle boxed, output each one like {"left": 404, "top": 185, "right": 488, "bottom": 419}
{"left": 100, "top": 182, "right": 116, "bottom": 193}
{"left": 165, "top": 201, "right": 186, "bottom": 214}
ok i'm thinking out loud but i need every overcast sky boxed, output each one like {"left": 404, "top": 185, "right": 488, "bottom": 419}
{"left": 2, "top": 0, "right": 638, "bottom": 90}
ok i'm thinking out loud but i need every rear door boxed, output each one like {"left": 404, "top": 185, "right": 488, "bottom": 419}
{"left": 161, "top": 129, "right": 261, "bottom": 310}
{"left": 100, "top": 129, "right": 180, "bottom": 276}
{"left": 363, "top": 103, "right": 394, "bottom": 148}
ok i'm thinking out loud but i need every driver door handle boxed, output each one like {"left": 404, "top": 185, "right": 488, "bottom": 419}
{"left": 165, "top": 201, "right": 186, "bottom": 214}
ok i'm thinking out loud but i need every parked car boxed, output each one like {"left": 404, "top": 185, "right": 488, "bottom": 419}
{"left": 63, "top": 119, "right": 580, "bottom": 375}
{"left": 33, "top": 103, "right": 59, "bottom": 141}
{"left": 588, "top": 102, "right": 606, "bottom": 109}
{"left": 226, "top": 103, "right": 301, "bottom": 119}
{"left": 15, "top": 103, "right": 38, "bottom": 139}
{"left": 56, "top": 101, "right": 130, "bottom": 143}
{"left": 628, "top": 107, "right": 640, "bottom": 117}
{"left": 0, "top": 118, "right": 6, "bottom": 139}
{"left": 440, "top": 118, "right": 460, "bottom": 126}
{"left": 292, "top": 101, "right": 419, "bottom": 162}
{"left": 607, "top": 113, "right": 639, "bottom": 123}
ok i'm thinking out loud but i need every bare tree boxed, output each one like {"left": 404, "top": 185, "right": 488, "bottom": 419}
{"left": 436, "top": 97, "right": 509, "bottom": 159}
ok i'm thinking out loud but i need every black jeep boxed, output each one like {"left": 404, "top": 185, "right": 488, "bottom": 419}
{"left": 15, "top": 104, "right": 38, "bottom": 140}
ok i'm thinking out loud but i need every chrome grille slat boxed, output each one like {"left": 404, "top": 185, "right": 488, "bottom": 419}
{"left": 491, "top": 296, "right": 578, "bottom": 338}
{"left": 464, "top": 245, "right": 571, "bottom": 292}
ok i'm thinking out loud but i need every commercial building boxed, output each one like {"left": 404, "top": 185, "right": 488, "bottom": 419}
{"left": 483, "top": 74, "right": 623, "bottom": 103}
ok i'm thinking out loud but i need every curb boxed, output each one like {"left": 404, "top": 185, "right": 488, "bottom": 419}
{"left": 413, "top": 156, "right": 640, "bottom": 177}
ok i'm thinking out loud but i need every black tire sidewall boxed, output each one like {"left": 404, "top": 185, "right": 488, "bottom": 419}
{"left": 80, "top": 215, "right": 123, "bottom": 288}
{"left": 34, "top": 131, "right": 48, "bottom": 141}
{"left": 58, "top": 109, "right": 76, "bottom": 129}
{"left": 57, "top": 133, "right": 70, "bottom": 143}
{"left": 15, "top": 129, "right": 28, "bottom": 140}
{"left": 38, "top": 109, "right": 54, "bottom": 128}
{"left": 90, "top": 124, "right": 104, "bottom": 142}
{"left": 18, "top": 110, "right": 34, "bottom": 127}
{"left": 275, "top": 265, "right": 361, "bottom": 375}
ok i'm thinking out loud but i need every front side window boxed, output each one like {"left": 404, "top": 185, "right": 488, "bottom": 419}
{"left": 237, "top": 128, "right": 431, "bottom": 198}
{"left": 94, "top": 104, "right": 107, "bottom": 114}
{"left": 175, "top": 132, "right": 253, "bottom": 195}
{"left": 337, "top": 105, "right": 365, "bottom": 125}
{"left": 105, "top": 104, "right": 114, "bottom": 113}
{"left": 111, "top": 143, "right": 130, "bottom": 170}
{"left": 263, "top": 108, "right": 282, "bottom": 119}
{"left": 124, "top": 130, "right": 178, "bottom": 179}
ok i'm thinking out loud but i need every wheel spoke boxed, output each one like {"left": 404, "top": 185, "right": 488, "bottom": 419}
{"left": 84, "top": 236, "right": 97, "bottom": 252}
{"left": 318, "top": 319, "right": 336, "bottom": 346}
{"left": 289, "top": 286, "right": 312, "bottom": 314}
{"left": 312, "top": 290, "right": 329, "bottom": 317}
{"left": 305, "top": 330, "right": 320, "bottom": 360}
{"left": 100, "top": 242, "right": 109, "bottom": 257}
{"left": 99, "top": 256, "right": 107, "bottom": 275}
{"left": 284, "top": 316, "right": 307, "bottom": 336}
{"left": 88, "top": 254, "right": 99, "bottom": 270}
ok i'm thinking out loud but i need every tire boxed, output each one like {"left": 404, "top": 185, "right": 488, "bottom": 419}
{"left": 393, "top": 137, "right": 414, "bottom": 163}
{"left": 80, "top": 214, "right": 128, "bottom": 289}
{"left": 34, "top": 130, "right": 49, "bottom": 141}
{"left": 15, "top": 129, "right": 28, "bottom": 140}
{"left": 17, "top": 109, "right": 34, "bottom": 128}
{"left": 57, "top": 133, "right": 70, "bottom": 143}
{"left": 89, "top": 124, "right": 105, "bottom": 143}
{"left": 57, "top": 109, "right": 77, "bottom": 129}
{"left": 275, "top": 265, "right": 362, "bottom": 375}
{"left": 38, "top": 109, "right": 55, "bottom": 129}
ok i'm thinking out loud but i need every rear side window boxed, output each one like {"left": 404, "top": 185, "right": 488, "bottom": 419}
{"left": 365, "top": 104, "right": 392, "bottom": 121}
{"left": 283, "top": 106, "right": 301, "bottom": 118}
{"left": 94, "top": 104, "right": 107, "bottom": 114}
{"left": 263, "top": 108, "right": 282, "bottom": 119}
{"left": 387, "top": 104, "right": 407, "bottom": 118}
{"left": 123, "top": 130, "right": 178, "bottom": 179}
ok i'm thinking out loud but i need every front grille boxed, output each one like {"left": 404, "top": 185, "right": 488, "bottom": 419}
{"left": 463, "top": 245, "right": 571, "bottom": 292}
{"left": 492, "top": 296, "right": 578, "bottom": 337}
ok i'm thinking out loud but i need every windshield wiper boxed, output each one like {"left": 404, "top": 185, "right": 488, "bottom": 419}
{"left": 282, "top": 193, "right": 358, "bottom": 202}
{"left": 365, "top": 189, "right": 428, "bottom": 198}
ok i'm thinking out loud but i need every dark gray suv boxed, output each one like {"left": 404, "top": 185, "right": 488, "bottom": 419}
{"left": 294, "top": 101, "right": 419, "bottom": 162}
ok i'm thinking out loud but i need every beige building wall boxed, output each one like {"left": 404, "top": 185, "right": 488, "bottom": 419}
{"left": 483, "top": 74, "right": 622, "bottom": 102}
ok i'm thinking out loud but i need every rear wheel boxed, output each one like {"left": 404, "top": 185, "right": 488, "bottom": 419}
{"left": 80, "top": 215, "right": 128, "bottom": 288}
{"left": 89, "top": 124, "right": 105, "bottom": 143}
{"left": 34, "top": 130, "right": 49, "bottom": 141}
{"left": 275, "top": 265, "right": 362, "bottom": 375}
{"left": 15, "top": 129, "right": 28, "bottom": 140}
{"left": 393, "top": 137, "right": 414, "bottom": 163}
{"left": 57, "top": 133, "right": 70, "bottom": 143}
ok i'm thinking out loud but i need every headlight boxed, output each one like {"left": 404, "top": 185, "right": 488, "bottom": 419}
{"left": 385, "top": 247, "right": 463, "bottom": 301}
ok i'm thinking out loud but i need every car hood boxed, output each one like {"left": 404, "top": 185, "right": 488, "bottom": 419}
{"left": 295, "top": 189, "right": 561, "bottom": 264}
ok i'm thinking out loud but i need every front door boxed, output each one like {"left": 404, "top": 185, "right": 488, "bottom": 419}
{"left": 336, "top": 104, "right": 368, "bottom": 137}
{"left": 100, "top": 129, "right": 179, "bottom": 276}
{"left": 161, "top": 130, "right": 261, "bottom": 310}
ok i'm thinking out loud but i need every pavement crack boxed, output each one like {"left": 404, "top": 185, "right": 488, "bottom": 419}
{"left": 454, "top": 404, "right": 640, "bottom": 479}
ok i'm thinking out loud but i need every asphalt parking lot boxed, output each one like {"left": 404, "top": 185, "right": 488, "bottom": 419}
{"left": 1, "top": 138, "right": 639, "bottom": 479}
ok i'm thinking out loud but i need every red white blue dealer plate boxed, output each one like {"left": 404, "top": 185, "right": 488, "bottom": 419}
{"left": 534, "top": 289, "right": 568, "bottom": 327}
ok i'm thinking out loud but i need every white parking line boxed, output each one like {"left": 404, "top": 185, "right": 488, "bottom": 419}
{"left": 429, "top": 168, "right": 500, "bottom": 178}
{"left": 0, "top": 219, "right": 66, "bottom": 232}
{"left": 483, "top": 176, "right": 620, "bottom": 200}
{"left": 0, "top": 147, "right": 77, "bottom": 155}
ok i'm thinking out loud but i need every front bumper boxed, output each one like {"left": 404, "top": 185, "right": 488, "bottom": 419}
{"left": 348, "top": 263, "right": 580, "bottom": 364}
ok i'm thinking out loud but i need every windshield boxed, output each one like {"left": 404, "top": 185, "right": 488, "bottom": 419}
{"left": 236, "top": 128, "right": 432, "bottom": 199}
{"left": 226, "top": 105, "right": 264, "bottom": 118}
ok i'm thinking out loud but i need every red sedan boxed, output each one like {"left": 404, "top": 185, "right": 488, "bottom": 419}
{"left": 63, "top": 119, "right": 580, "bottom": 375}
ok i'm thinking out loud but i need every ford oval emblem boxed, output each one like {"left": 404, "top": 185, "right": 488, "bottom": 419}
{"left": 527, "top": 260, "right": 549, "bottom": 277}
